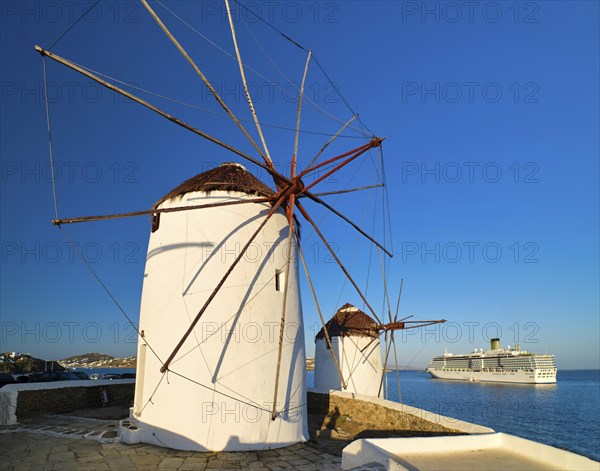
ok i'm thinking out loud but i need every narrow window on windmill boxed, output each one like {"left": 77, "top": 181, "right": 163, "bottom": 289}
{"left": 275, "top": 270, "right": 285, "bottom": 292}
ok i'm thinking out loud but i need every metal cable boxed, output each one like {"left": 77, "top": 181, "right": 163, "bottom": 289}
{"left": 42, "top": 57, "right": 59, "bottom": 220}
{"left": 57, "top": 226, "right": 163, "bottom": 366}
{"left": 49, "top": 0, "right": 102, "bottom": 49}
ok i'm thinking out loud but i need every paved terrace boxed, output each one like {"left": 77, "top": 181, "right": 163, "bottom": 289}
{"left": 0, "top": 413, "right": 354, "bottom": 471}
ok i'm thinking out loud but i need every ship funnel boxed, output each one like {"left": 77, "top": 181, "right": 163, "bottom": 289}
{"left": 490, "top": 338, "right": 500, "bottom": 350}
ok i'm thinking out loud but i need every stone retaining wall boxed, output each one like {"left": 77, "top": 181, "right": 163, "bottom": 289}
{"left": 307, "top": 389, "right": 493, "bottom": 435}
{"left": 0, "top": 380, "right": 135, "bottom": 425}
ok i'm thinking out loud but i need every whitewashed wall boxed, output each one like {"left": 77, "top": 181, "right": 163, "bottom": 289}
{"left": 132, "top": 190, "right": 307, "bottom": 451}
{"left": 315, "top": 335, "right": 383, "bottom": 398}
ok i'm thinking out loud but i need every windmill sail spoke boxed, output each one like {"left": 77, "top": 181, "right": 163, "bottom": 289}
{"left": 224, "top": 0, "right": 274, "bottom": 169}
{"left": 300, "top": 140, "right": 379, "bottom": 195}
{"left": 292, "top": 50, "right": 312, "bottom": 178}
{"left": 376, "top": 247, "right": 394, "bottom": 326}
{"left": 391, "top": 278, "right": 404, "bottom": 402}
{"left": 309, "top": 183, "right": 383, "bottom": 198}
{"left": 141, "top": 0, "right": 272, "bottom": 168}
{"left": 298, "top": 139, "right": 378, "bottom": 181}
{"left": 296, "top": 201, "right": 383, "bottom": 325}
{"left": 306, "top": 115, "right": 358, "bottom": 170}
{"left": 297, "top": 138, "right": 393, "bottom": 257}
{"left": 296, "top": 139, "right": 393, "bottom": 258}
{"left": 51, "top": 197, "right": 275, "bottom": 226}
{"left": 303, "top": 191, "right": 392, "bottom": 257}
{"left": 379, "top": 331, "right": 393, "bottom": 398}
{"left": 383, "top": 320, "right": 445, "bottom": 330}
{"left": 395, "top": 279, "right": 404, "bottom": 320}
{"left": 376, "top": 247, "right": 395, "bottom": 399}
{"left": 295, "top": 228, "right": 347, "bottom": 390}
{"left": 34, "top": 46, "right": 290, "bottom": 188}
{"left": 159, "top": 192, "right": 288, "bottom": 373}
{"left": 390, "top": 330, "right": 401, "bottom": 402}
{"left": 379, "top": 278, "right": 403, "bottom": 400}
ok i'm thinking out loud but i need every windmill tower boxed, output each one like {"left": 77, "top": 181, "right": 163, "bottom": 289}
{"left": 131, "top": 163, "right": 307, "bottom": 451}
{"left": 315, "top": 304, "right": 383, "bottom": 397}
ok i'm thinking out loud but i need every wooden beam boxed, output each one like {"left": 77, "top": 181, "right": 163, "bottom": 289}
{"left": 51, "top": 197, "right": 274, "bottom": 225}
{"left": 310, "top": 183, "right": 383, "bottom": 197}
{"left": 224, "top": 0, "right": 274, "bottom": 168}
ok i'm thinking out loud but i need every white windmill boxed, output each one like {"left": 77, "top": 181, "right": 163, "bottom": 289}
{"left": 314, "top": 300, "right": 445, "bottom": 399}
{"left": 35, "top": 0, "right": 398, "bottom": 452}
{"left": 315, "top": 303, "right": 383, "bottom": 397}
{"left": 132, "top": 163, "right": 306, "bottom": 450}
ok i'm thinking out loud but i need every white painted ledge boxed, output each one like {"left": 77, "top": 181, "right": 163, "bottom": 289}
{"left": 342, "top": 434, "right": 600, "bottom": 470}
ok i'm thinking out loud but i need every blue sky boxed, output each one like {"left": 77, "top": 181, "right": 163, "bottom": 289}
{"left": 1, "top": 1, "right": 598, "bottom": 369}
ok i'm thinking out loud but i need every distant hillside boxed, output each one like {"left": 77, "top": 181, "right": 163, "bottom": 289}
{"left": 0, "top": 353, "right": 64, "bottom": 373}
{"left": 61, "top": 353, "right": 114, "bottom": 362}
{"left": 59, "top": 353, "right": 136, "bottom": 369}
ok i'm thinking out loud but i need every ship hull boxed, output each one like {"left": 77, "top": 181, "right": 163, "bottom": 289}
{"left": 427, "top": 368, "right": 556, "bottom": 384}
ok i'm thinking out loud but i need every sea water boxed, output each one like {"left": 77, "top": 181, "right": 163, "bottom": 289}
{"left": 307, "top": 369, "right": 600, "bottom": 461}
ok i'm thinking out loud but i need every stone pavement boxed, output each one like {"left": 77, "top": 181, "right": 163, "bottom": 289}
{"left": 0, "top": 412, "right": 352, "bottom": 471}
{"left": 0, "top": 432, "right": 346, "bottom": 470}
{"left": 0, "top": 414, "right": 121, "bottom": 444}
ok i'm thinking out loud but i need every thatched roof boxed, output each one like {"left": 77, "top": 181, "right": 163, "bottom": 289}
{"left": 154, "top": 163, "right": 274, "bottom": 208}
{"left": 316, "top": 303, "right": 380, "bottom": 340}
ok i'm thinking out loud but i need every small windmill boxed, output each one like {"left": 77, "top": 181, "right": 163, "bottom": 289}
{"left": 36, "top": 0, "right": 396, "bottom": 451}
{"left": 314, "top": 295, "right": 445, "bottom": 399}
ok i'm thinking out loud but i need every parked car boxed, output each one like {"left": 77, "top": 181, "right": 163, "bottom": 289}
{"left": 36, "top": 371, "right": 82, "bottom": 382}
{"left": 0, "top": 373, "right": 17, "bottom": 388}
{"left": 102, "top": 373, "right": 122, "bottom": 380}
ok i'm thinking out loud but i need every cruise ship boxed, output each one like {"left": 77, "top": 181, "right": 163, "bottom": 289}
{"left": 427, "top": 338, "right": 557, "bottom": 384}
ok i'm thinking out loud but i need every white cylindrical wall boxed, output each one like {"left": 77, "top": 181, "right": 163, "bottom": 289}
{"left": 314, "top": 335, "right": 383, "bottom": 398}
{"left": 133, "top": 190, "right": 307, "bottom": 451}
